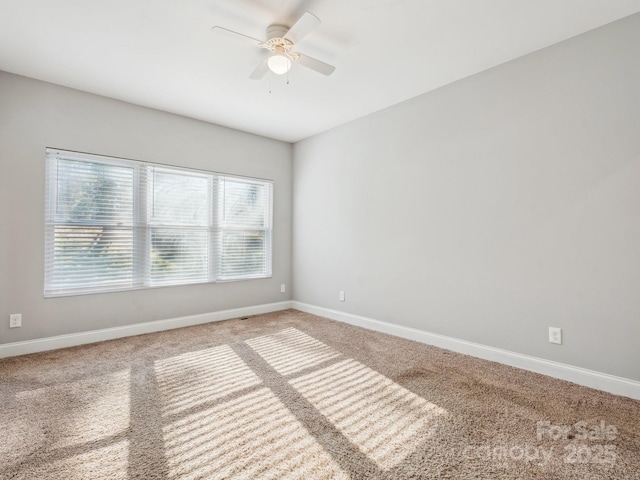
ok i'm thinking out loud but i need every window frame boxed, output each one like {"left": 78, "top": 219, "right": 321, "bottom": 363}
{"left": 44, "top": 148, "right": 273, "bottom": 298}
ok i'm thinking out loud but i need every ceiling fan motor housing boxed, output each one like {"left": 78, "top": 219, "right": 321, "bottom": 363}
{"left": 262, "top": 24, "right": 295, "bottom": 59}
{"left": 266, "top": 24, "right": 289, "bottom": 41}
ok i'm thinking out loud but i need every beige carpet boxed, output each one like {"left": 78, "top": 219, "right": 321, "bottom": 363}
{"left": 1, "top": 309, "right": 639, "bottom": 479}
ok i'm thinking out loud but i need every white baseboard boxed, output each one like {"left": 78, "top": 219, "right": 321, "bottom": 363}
{"left": 292, "top": 301, "right": 640, "bottom": 401}
{"left": 4, "top": 300, "right": 638, "bottom": 400}
{"left": 0, "top": 301, "right": 293, "bottom": 359}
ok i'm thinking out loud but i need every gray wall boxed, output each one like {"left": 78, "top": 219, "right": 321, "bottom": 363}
{"left": 0, "top": 72, "right": 292, "bottom": 343}
{"left": 293, "top": 14, "right": 640, "bottom": 380}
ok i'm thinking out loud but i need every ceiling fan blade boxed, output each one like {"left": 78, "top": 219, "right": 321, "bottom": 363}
{"left": 249, "top": 57, "right": 270, "bottom": 80}
{"left": 294, "top": 53, "right": 335, "bottom": 76}
{"left": 211, "top": 25, "right": 263, "bottom": 46}
{"left": 283, "top": 11, "right": 320, "bottom": 45}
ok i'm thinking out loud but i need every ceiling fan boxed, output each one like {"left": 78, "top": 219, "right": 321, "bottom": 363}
{"left": 212, "top": 11, "right": 335, "bottom": 79}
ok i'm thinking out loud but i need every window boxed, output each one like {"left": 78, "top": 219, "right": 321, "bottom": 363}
{"left": 219, "top": 177, "right": 272, "bottom": 279}
{"left": 45, "top": 149, "right": 272, "bottom": 297}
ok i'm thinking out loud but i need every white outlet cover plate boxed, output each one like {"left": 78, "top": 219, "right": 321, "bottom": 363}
{"left": 549, "top": 327, "right": 562, "bottom": 344}
{"left": 9, "top": 313, "right": 22, "bottom": 328}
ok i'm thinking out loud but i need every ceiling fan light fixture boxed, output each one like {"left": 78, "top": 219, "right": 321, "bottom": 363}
{"left": 267, "top": 54, "right": 292, "bottom": 75}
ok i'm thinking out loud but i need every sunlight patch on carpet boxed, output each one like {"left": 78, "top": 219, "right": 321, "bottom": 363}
{"left": 162, "top": 387, "right": 348, "bottom": 480}
{"left": 290, "top": 358, "right": 448, "bottom": 470}
{"left": 155, "top": 345, "right": 262, "bottom": 415}
{"left": 246, "top": 328, "right": 341, "bottom": 375}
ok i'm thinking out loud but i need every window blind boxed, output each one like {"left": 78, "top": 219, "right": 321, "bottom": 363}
{"left": 45, "top": 149, "right": 273, "bottom": 297}
{"left": 147, "top": 166, "right": 213, "bottom": 286}
{"left": 219, "top": 177, "right": 273, "bottom": 280}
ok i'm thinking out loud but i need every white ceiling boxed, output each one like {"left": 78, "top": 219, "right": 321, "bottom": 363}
{"left": 1, "top": 1, "right": 640, "bottom": 143}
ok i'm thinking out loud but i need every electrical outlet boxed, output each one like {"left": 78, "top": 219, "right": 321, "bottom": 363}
{"left": 339, "top": 291, "right": 345, "bottom": 302}
{"left": 280, "top": 284, "right": 286, "bottom": 294}
{"left": 549, "top": 327, "right": 562, "bottom": 345}
{"left": 9, "top": 313, "right": 22, "bottom": 328}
